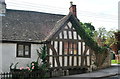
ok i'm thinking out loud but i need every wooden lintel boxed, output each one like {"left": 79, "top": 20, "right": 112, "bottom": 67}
{"left": 51, "top": 39, "right": 82, "bottom": 42}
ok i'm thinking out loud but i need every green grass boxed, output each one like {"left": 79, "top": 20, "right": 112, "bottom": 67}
{"left": 111, "top": 60, "right": 120, "bottom": 64}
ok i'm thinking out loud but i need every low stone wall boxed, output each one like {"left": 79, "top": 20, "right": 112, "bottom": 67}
{"left": 48, "top": 68, "right": 88, "bottom": 78}
{"left": 89, "top": 49, "right": 111, "bottom": 71}
{"left": 100, "top": 50, "right": 111, "bottom": 69}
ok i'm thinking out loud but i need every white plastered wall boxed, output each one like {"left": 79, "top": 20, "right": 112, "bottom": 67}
{"left": 2, "top": 43, "right": 42, "bottom": 72}
{"left": 0, "top": 43, "right": 2, "bottom": 72}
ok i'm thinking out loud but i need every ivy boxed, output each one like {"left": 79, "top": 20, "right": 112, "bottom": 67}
{"left": 71, "top": 19, "right": 107, "bottom": 53}
{"left": 80, "top": 22, "right": 95, "bottom": 37}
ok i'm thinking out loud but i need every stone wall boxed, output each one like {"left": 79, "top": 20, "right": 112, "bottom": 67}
{"left": 90, "top": 49, "right": 111, "bottom": 71}
{"left": 100, "top": 49, "right": 111, "bottom": 69}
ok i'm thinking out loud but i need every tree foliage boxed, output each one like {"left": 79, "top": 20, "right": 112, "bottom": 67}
{"left": 71, "top": 21, "right": 107, "bottom": 53}
{"left": 94, "top": 27, "right": 115, "bottom": 47}
{"left": 81, "top": 22, "right": 95, "bottom": 37}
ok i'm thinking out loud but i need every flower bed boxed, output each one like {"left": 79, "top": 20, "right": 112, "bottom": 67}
{"left": 10, "top": 69, "right": 46, "bottom": 79}
{"left": 9, "top": 46, "right": 50, "bottom": 79}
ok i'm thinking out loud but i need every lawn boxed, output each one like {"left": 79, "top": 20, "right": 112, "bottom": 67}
{"left": 111, "top": 60, "right": 120, "bottom": 64}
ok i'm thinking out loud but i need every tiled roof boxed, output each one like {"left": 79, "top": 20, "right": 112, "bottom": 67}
{"left": 2, "top": 9, "right": 65, "bottom": 42}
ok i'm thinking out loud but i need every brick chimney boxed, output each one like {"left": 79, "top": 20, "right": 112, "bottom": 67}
{"left": 69, "top": 1, "right": 77, "bottom": 17}
{"left": 0, "top": 0, "right": 6, "bottom": 14}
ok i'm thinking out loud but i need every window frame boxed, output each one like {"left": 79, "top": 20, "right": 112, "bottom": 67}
{"left": 16, "top": 43, "right": 31, "bottom": 58}
{"left": 64, "top": 42, "right": 77, "bottom": 55}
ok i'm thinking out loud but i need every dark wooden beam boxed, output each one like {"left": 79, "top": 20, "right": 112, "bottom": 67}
{"left": 48, "top": 55, "right": 90, "bottom": 57}
{"left": 61, "top": 31, "right": 65, "bottom": 67}
{"left": 71, "top": 29, "right": 74, "bottom": 66}
{"left": 46, "top": 44, "right": 50, "bottom": 64}
{"left": 52, "top": 41, "right": 55, "bottom": 67}
{"left": 64, "top": 29, "right": 76, "bottom": 31}
{"left": 76, "top": 42, "right": 79, "bottom": 66}
{"left": 72, "top": 42, "right": 74, "bottom": 66}
{"left": 51, "top": 39, "right": 82, "bottom": 42}
{"left": 66, "top": 24, "right": 70, "bottom": 29}
{"left": 50, "top": 20, "right": 69, "bottom": 40}
{"left": 1, "top": 40, "right": 48, "bottom": 44}
{"left": 47, "top": 44, "right": 61, "bottom": 67}
{"left": 82, "top": 45, "right": 89, "bottom": 66}
{"left": 81, "top": 42, "right": 83, "bottom": 67}
{"left": 67, "top": 42, "right": 70, "bottom": 66}
{"left": 62, "top": 42, "right": 64, "bottom": 67}
{"left": 89, "top": 48, "right": 92, "bottom": 66}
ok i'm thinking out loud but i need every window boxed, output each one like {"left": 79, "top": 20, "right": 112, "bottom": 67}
{"left": 64, "top": 42, "right": 77, "bottom": 55}
{"left": 17, "top": 43, "right": 31, "bottom": 58}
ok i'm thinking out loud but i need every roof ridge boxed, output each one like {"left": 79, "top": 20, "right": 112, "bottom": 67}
{"left": 6, "top": 9, "right": 65, "bottom": 16}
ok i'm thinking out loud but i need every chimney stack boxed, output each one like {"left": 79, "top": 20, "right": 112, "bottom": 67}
{"left": 69, "top": 1, "right": 77, "bottom": 17}
{"left": 0, "top": 0, "right": 6, "bottom": 14}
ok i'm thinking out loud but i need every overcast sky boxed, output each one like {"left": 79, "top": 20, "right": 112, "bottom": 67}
{"left": 5, "top": 0, "right": 119, "bottom": 31}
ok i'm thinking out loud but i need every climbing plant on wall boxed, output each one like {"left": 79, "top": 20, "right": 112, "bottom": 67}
{"left": 77, "top": 21, "right": 107, "bottom": 53}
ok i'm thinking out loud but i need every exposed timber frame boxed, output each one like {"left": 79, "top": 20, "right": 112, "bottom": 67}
{"left": 46, "top": 14, "right": 93, "bottom": 69}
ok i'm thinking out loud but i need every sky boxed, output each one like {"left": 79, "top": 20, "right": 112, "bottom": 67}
{"left": 5, "top": 0, "right": 119, "bottom": 31}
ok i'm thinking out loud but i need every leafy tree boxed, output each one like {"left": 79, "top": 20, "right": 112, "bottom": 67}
{"left": 105, "top": 30, "right": 115, "bottom": 46}
{"left": 81, "top": 22, "right": 95, "bottom": 37}
{"left": 94, "top": 27, "right": 107, "bottom": 40}
{"left": 94, "top": 27, "right": 116, "bottom": 47}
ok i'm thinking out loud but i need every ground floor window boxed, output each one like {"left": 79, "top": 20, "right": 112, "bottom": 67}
{"left": 17, "top": 43, "right": 31, "bottom": 58}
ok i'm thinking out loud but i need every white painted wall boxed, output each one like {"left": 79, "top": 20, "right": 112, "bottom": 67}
{"left": 1, "top": 43, "right": 42, "bottom": 72}
{"left": 0, "top": 43, "right": 2, "bottom": 72}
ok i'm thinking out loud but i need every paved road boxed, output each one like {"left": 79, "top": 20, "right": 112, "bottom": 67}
{"left": 50, "top": 65, "right": 120, "bottom": 79}
{"left": 101, "top": 75, "right": 120, "bottom": 79}
{"left": 51, "top": 75, "right": 120, "bottom": 79}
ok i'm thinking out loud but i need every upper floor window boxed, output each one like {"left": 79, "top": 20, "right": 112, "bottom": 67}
{"left": 64, "top": 42, "right": 77, "bottom": 55}
{"left": 17, "top": 43, "right": 31, "bottom": 58}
